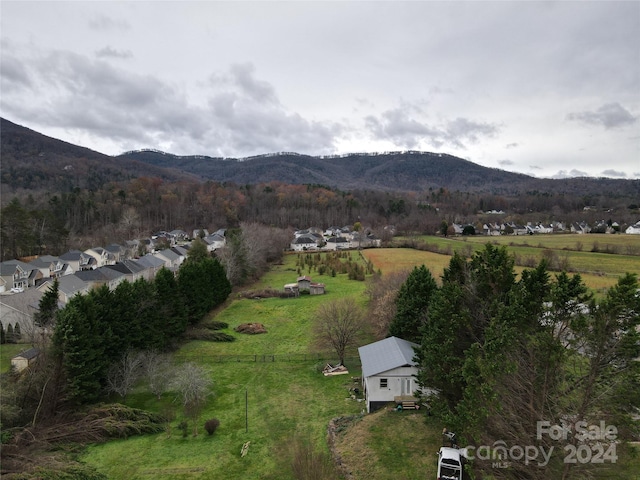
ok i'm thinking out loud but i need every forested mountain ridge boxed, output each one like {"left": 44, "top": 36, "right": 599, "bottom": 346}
{"left": 0, "top": 118, "right": 199, "bottom": 191}
{"left": 2, "top": 117, "right": 639, "bottom": 198}
{"left": 119, "top": 149, "right": 640, "bottom": 197}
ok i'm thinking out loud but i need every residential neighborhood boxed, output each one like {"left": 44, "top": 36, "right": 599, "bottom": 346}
{"left": 0, "top": 229, "right": 228, "bottom": 344}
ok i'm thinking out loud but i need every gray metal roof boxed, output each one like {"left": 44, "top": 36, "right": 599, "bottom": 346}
{"left": 358, "top": 336, "right": 419, "bottom": 378}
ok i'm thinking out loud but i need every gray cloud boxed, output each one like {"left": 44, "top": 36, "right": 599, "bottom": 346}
{"left": 498, "top": 159, "right": 514, "bottom": 167}
{"left": 205, "top": 64, "right": 342, "bottom": 155}
{"left": 601, "top": 169, "right": 627, "bottom": 178}
{"left": 88, "top": 15, "right": 130, "bottom": 31}
{"left": 551, "top": 169, "right": 590, "bottom": 179}
{"left": 506, "top": 143, "right": 519, "bottom": 149}
{"left": 364, "top": 107, "right": 498, "bottom": 150}
{"left": 96, "top": 47, "right": 133, "bottom": 59}
{"left": 1, "top": 49, "right": 208, "bottom": 148}
{"left": 0, "top": 54, "right": 32, "bottom": 91}
{"left": 445, "top": 118, "right": 499, "bottom": 147}
{"left": 567, "top": 103, "right": 637, "bottom": 129}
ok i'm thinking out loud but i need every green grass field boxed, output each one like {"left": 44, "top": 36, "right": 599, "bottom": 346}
{"left": 82, "top": 253, "right": 383, "bottom": 480}
{"left": 80, "top": 245, "right": 640, "bottom": 479}
{"left": 0, "top": 343, "right": 25, "bottom": 373}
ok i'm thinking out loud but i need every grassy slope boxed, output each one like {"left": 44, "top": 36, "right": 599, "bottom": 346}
{"left": 81, "top": 244, "right": 639, "bottom": 479}
{"left": 0, "top": 343, "right": 26, "bottom": 373}
{"left": 82, "top": 252, "right": 376, "bottom": 480}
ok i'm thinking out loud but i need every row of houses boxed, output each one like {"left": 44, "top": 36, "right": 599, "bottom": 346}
{"left": 455, "top": 220, "right": 640, "bottom": 236}
{"left": 0, "top": 230, "right": 227, "bottom": 343}
{"left": 291, "top": 226, "right": 382, "bottom": 251}
{"left": 0, "top": 229, "right": 227, "bottom": 295}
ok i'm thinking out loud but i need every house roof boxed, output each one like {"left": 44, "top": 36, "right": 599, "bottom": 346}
{"left": 1, "top": 260, "right": 33, "bottom": 275}
{"left": 358, "top": 336, "right": 419, "bottom": 378}
{"left": 54, "top": 275, "right": 88, "bottom": 296}
{"left": 137, "top": 254, "right": 165, "bottom": 269}
{"left": 105, "top": 260, "right": 147, "bottom": 275}
{"left": 14, "top": 347, "right": 40, "bottom": 361}
{"left": 59, "top": 249, "right": 83, "bottom": 261}
{"left": 157, "top": 248, "right": 180, "bottom": 261}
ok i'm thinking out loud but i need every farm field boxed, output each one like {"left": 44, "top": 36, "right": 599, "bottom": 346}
{"left": 385, "top": 234, "right": 640, "bottom": 293}
{"left": 80, "top": 246, "right": 639, "bottom": 479}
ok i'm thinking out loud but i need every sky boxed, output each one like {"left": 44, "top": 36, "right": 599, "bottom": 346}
{"left": 1, "top": 1, "right": 639, "bottom": 179}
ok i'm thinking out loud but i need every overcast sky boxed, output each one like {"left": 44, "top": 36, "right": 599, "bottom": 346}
{"left": 1, "top": 1, "right": 639, "bottom": 179}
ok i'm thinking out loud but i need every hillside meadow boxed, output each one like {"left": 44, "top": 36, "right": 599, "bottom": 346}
{"left": 73, "top": 245, "right": 639, "bottom": 478}
{"left": 81, "top": 251, "right": 443, "bottom": 479}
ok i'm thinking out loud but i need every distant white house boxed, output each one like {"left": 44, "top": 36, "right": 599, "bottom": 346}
{"left": 626, "top": 221, "right": 640, "bottom": 234}
{"left": 358, "top": 336, "right": 423, "bottom": 413}
{"left": 290, "top": 234, "right": 319, "bottom": 251}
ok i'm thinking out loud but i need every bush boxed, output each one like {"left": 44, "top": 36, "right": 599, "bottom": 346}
{"left": 204, "top": 418, "right": 220, "bottom": 436}
{"left": 204, "top": 321, "right": 229, "bottom": 330}
{"left": 178, "top": 420, "right": 189, "bottom": 438}
{"left": 185, "top": 329, "right": 236, "bottom": 342}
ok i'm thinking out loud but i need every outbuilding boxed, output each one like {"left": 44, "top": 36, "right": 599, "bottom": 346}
{"left": 358, "top": 336, "right": 422, "bottom": 413}
{"left": 11, "top": 347, "right": 40, "bottom": 372}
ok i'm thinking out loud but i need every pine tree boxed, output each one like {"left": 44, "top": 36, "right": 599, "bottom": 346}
{"left": 13, "top": 323, "right": 21, "bottom": 342}
{"left": 35, "top": 278, "right": 60, "bottom": 327}
{"left": 388, "top": 264, "right": 438, "bottom": 343}
{"left": 154, "top": 267, "right": 188, "bottom": 345}
{"left": 53, "top": 294, "right": 109, "bottom": 404}
{"left": 6, "top": 323, "right": 15, "bottom": 343}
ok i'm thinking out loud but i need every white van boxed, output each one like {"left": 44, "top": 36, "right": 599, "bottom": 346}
{"left": 437, "top": 446, "right": 463, "bottom": 480}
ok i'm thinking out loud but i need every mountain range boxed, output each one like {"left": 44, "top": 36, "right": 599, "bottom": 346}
{"left": 2, "top": 117, "right": 639, "bottom": 197}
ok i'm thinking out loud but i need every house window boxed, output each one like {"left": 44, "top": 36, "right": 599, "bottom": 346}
{"left": 380, "top": 378, "right": 388, "bottom": 389}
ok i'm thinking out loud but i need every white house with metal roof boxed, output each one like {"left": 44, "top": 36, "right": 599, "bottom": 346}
{"left": 358, "top": 336, "right": 421, "bottom": 413}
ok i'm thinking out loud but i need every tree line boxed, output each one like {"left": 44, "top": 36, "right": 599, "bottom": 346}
{"left": 3, "top": 175, "right": 638, "bottom": 261}
{"left": 381, "top": 245, "right": 639, "bottom": 479}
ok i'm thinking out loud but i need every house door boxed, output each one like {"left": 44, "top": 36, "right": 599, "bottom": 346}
{"left": 401, "top": 378, "right": 411, "bottom": 396}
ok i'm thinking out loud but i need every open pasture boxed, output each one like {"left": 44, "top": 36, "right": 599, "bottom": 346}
{"left": 381, "top": 234, "right": 640, "bottom": 292}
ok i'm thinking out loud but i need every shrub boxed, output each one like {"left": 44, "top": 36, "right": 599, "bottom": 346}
{"left": 177, "top": 420, "right": 189, "bottom": 438}
{"left": 204, "top": 321, "right": 229, "bottom": 330}
{"left": 185, "top": 329, "right": 236, "bottom": 342}
{"left": 204, "top": 418, "right": 220, "bottom": 436}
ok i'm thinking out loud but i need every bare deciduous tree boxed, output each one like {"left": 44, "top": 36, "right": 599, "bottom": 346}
{"left": 141, "top": 351, "right": 173, "bottom": 399}
{"left": 365, "top": 270, "right": 409, "bottom": 339}
{"left": 171, "top": 362, "right": 212, "bottom": 436}
{"left": 106, "top": 350, "right": 144, "bottom": 400}
{"left": 314, "top": 298, "right": 367, "bottom": 365}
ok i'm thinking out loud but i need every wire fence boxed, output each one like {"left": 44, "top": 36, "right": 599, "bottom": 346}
{"left": 203, "top": 352, "right": 361, "bottom": 365}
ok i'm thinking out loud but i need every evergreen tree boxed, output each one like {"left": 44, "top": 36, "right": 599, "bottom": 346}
{"left": 388, "top": 264, "right": 438, "bottom": 343}
{"left": 178, "top": 256, "right": 231, "bottom": 324}
{"left": 187, "top": 237, "right": 209, "bottom": 262}
{"left": 13, "top": 323, "right": 21, "bottom": 342}
{"left": 6, "top": 323, "right": 15, "bottom": 343}
{"left": 131, "top": 278, "right": 163, "bottom": 350}
{"left": 53, "top": 294, "right": 109, "bottom": 404}
{"left": 154, "top": 267, "right": 188, "bottom": 344}
{"left": 34, "top": 278, "right": 60, "bottom": 328}
{"left": 0, "top": 321, "right": 5, "bottom": 344}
